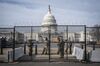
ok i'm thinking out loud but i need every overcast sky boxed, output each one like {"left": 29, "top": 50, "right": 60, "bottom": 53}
{"left": 0, "top": 0, "right": 100, "bottom": 27}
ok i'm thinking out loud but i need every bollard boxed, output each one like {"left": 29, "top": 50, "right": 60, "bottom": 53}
{"left": 0, "top": 38, "right": 3, "bottom": 54}
{"left": 8, "top": 51, "right": 9, "bottom": 62}
{"left": 93, "top": 42, "right": 96, "bottom": 50}
{"left": 35, "top": 45, "right": 37, "bottom": 55}
{"left": 69, "top": 43, "right": 72, "bottom": 54}
{"left": 24, "top": 42, "right": 26, "bottom": 54}
{"left": 29, "top": 40, "right": 33, "bottom": 56}
{"left": 81, "top": 44, "right": 84, "bottom": 49}
{"left": 0, "top": 47, "right": 3, "bottom": 54}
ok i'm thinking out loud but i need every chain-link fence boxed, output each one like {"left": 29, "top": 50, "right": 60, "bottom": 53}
{"left": 1, "top": 25, "right": 100, "bottom": 62}
{"left": 0, "top": 28, "right": 14, "bottom": 62}
{"left": 13, "top": 25, "right": 87, "bottom": 62}
{"left": 86, "top": 27, "right": 100, "bottom": 62}
{"left": 49, "top": 25, "right": 86, "bottom": 62}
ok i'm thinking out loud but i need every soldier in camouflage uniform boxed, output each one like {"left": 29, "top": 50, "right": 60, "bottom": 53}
{"left": 59, "top": 37, "right": 65, "bottom": 58}
{"left": 42, "top": 37, "right": 49, "bottom": 55}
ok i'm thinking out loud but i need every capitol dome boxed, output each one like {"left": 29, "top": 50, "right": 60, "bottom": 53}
{"left": 41, "top": 5, "right": 57, "bottom": 33}
{"left": 42, "top": 11, "right": 57, "bottom": 26}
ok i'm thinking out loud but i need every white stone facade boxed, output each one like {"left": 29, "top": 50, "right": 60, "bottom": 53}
{"left": 41, "top": 5, "right": 57, "bottom": 33}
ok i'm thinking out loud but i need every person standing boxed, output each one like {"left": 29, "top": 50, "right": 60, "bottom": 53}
{"left": 57, "top": 37, "right": 60, "bottom": 54}
{"left": 42, "top": 37, "right": 49, "bottom": 55}
{"left": 59, "top": 37, "right": 65, "bottom": 58}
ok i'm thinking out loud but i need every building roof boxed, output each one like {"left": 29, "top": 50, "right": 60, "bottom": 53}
{"left": 42, "top": 5, "right": 57, "bottom": 26}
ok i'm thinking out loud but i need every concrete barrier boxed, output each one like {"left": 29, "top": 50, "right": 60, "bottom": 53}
{"left": 72, "top": 46, "right": 84, "bottom": 60}
{"left": 0, "top": 55, "right": 8, "bottom": 62}
{"left": 90, "top": 49, "right": 100, "bottom": 62}
{"left": 8, "top": 47, "right": 24, "bottom": 62}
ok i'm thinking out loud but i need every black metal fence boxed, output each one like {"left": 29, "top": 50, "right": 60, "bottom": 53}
{"left": 0, "top": 25, "right": 100, "bottom": 62}
{"left": 86, "top": 27, "right": 100, "bottom": 50}
{"left": 13, "top": 25, "right": 87, "bottom": 62}
{"left": 0, "top": 28, "right": 13, "bottom": 54}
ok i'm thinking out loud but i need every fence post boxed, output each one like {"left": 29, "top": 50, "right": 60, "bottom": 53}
{"left": 66, "top": 25, "right": 68, "bottom": 60}
{"left": 84, "top": 25, "right": 87, "bottom": 62}
{"left": 48, "top": 26, "right": 51, "bottom": 62}
{"left": 13, "top": 27, "right": 15, "bottom": 62}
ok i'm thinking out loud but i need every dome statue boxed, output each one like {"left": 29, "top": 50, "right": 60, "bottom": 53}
{"left": 41, "top": 5, "right": 57, "bottom": 33}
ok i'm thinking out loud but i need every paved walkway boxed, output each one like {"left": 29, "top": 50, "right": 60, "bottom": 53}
{"left": 0, "top": 54, "right": 100, "bottom": 66}
{"left": 0, "top": 62, "right": 100, "bottom": 66}
{"left": 16, "top": 54, "right": 77, "bottom": 62}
